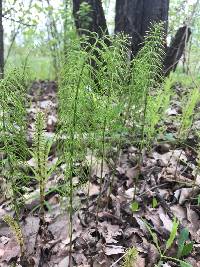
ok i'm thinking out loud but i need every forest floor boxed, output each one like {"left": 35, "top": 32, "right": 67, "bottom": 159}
{"left": 0, "top": 80, "right": 200, "bottom": 267}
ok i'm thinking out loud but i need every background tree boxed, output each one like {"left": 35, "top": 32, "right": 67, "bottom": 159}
{"left": 72, "top": 0, "right": 192, "bottom": 76}
{"left": 73, "top": 0, "right": 108, "bottom": 45}
{"left": 2, "top": 0, "right": 199, "bottom": 80}
{"left": 3, "top": 0, "right": 35, "bottom": 67}
{"left": 115, "top": 0, "right": 170, "bottom": 56}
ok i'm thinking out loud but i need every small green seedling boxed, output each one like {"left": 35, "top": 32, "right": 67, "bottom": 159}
{"left": 131, "top": 201, "right": 139, "bottom": 212}
{"left": 197, "top": 194, "right": 200, "bottom": 206}
{"left": 152, "top": 197, "right": 158, "bottom": 208}
{"left": 122, "top": 247, "right": 138, "bottom": 267}
{"left": 144, "top": 218, "right": 193, "bottom": 267}
{"left": 177, "top": 228, "right": 193, "bottom": 259}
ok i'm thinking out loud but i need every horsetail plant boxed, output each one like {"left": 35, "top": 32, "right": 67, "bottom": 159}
{"left": 58, "top": 26, "right": 175, "bottom": 264}
{"left": 0, "top": 68, "right": 28, "bottom": 219}
{"left": 58, "top": 34, "right": 126, "bottom": 260}
{"left": 30, "top": 111, "right": 56, "bottom": 225}
{"left": 122, "top": 247, "right": 138, "bottom": 267}
{"left": 3, "top": 214, "right": 25, "bottom": 260}
{"left": 87, "top": 37, "right": 122, "bottom": 219}
{"left": 131, "top": 22, "right": 165, "bottom": 147}
{"left": 59, "top": 39, "right": 89, "bottom": 266}
{"left": 126, "top": 23, "right": 167, "bottom": 199}
{"left": 0, "top": 68, "right": 29, "bottom": 266}
{"left": 144, "top": 76, "right": 173, "bottom": 146}
{"left": 178, "top": 87, "right": 200, "bottom": 140}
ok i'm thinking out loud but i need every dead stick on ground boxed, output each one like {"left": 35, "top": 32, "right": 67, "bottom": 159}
{"left": 110, "top": 250, "right": 129, "bottom": 267}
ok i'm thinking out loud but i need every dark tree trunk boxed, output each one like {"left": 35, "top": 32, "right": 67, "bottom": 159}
{"left": 72, "top": 0, "right": 191, "bottom": 77}
{"left": 0, "top": 0, "right": 4, "bottom": 79}
{"left": 72, "top": 0, "right": 109, "bottom": 91}
{"left": 164, "top": 26, "right": 191, "bottom": 76}
{"left": 72, "top": 0, "right": 108, "bottom": 45}
{"left": 114, "top": 0, "right": 191, "bottom": 75}
{"left": 115, "top": 0, "right": 169, "bottom": 57}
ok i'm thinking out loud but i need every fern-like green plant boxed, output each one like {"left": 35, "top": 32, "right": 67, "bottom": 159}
{"left": 30, "top": 111, "right": 57, "bottom": 224}
{"left": 178, "top": 87, "right": 200, "bottom": 140}
{"left": 122, "top": 247, "right": 138, "bottom": 267}
{"left": 58, "top": 25, "right": 175, "bottom": 265}
{"left": 127, "top": 22, "right": 165, "bottom": 144}
{"left": 0, "top": 68, "right": 28, "bottom": 218}
{"left": 58, "top": 34, "right": 128, "bottom": 261}
{"left": 124, "top": 23, "right": 168, "bottom": 199}
{"left": 144, "top": 77, "right": 173, "bottom": 147}
{"left": 58, "top": 40, "right": 89, "bottom": 265}
{"left": 3, "top": 214, "right": 24, "bottom": 257}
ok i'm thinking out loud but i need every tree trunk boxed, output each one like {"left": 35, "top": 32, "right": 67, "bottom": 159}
{"left": 164, "top": 26, "right": 191, "bottom": 76}
{"left": 72, "top": 0, "right": 108, "bottom": 45}
{"left": 72, "top": 0, "right": 109, "bottom": 91}
{"left": 0, "top": 0, "right": 4, "bottom": 79}
{"left": 72, "top": 0, "right": 191, "bottom": 76}
{"left": 114, "top": 0, "right": 191, "bottom": 75}
{"left": 115, "top": 0, "right": 169, "bottom": 57}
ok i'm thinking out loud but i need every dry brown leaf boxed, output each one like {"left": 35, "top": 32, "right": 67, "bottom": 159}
{"left": 87, "top": 183, "right": 100, "bottom": 197}
{"left": 116, "top": 166, "right": 126, "bottom": 175}
{"left": 125, "top": 166, "right": 140, "bottom": 180}
{"left": 166, "top": 107, "right": 178, "bottom": 116}
{"left": 159, "top": 212, "right": 173, "bottom": 232}
{"left": 134, "top": 255, "right": 145, "bottom": 267}
{"left": 186, "top": 206, "right": 200, "bottom": 242}
{"left": 86, "top": 155, "right": 109, "bottom": 178}
{"left": 0, "top": 248, "right": 4, "bottom": 258}
{"left": 125, "top": 188, "right": 135, "bottom": 199}
{"left": 27, "top": 157, "right": 37, "bottom": 167}
{"left": 58, "top": 257, "right": 69, "bottom": 267}
{"left": 155, "top": 143, "right": 170, "bottom": 154}
{"left": 187, "top": 257, "right": 200, "bottom": 267}
{"left": 142, "top": 238, "right": 159, "bottom": 267}
{"left": 40, "top": 100, "right": 55, "bottom": 109}
{"left": 153, "top": 149, "right": 187, "bottom": 167}
{"left": 178, "top": 188, "right": 193, "bottom": 204}
{"left": 104, "top": 245, "right": 125, "bottom": 255}
{"left": 0, "top": 238, "right": 20, "bottom": 263}
{"left": 195, "top": 175, "right": 200, "bottom": 186}
{"left": 99, "top": 222, "right": 120, "bottom": 244}
{"left": 73, "top": 253, "right": 87, "bottom": 266}
{"left": 171, "top": 204, "right": 186, "bottom": 221}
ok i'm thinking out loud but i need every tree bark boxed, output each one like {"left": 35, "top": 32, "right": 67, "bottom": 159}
{"left": 115, "top": 0, "right": 169, "bottom": 57}
{"left": 114, "top": 0, "right": 191, "bottom": 75}
{"left": 0, "top": 0, "right": 4, "bottom": 79}
{"left": 164, "top": 26, "right": 191, "bottom": 76}
{"left": 72, "top": 0, "right": 110, "bottom": 91}
{"left": 72, "top": 0, "right": 108, "bottom": 45}
{"left": 72, "top": 0, "right": 191, "bottom": 76}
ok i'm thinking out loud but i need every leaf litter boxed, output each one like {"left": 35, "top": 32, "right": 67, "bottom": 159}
{"left": 1, "top": 81, "right": 200, "bottom": 266}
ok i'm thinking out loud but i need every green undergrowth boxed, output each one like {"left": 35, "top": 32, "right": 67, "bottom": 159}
{"left": 170, "top": 70, "right": 200, "bottom": 88}
{"left": 0, "top": 68, "right": 29, "bottom": 218}
{"left": 5, "top": 54, "right": 55, "bottom": 80}
{"left": 1, "top": 23, "right": 200, "bottom": 266}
